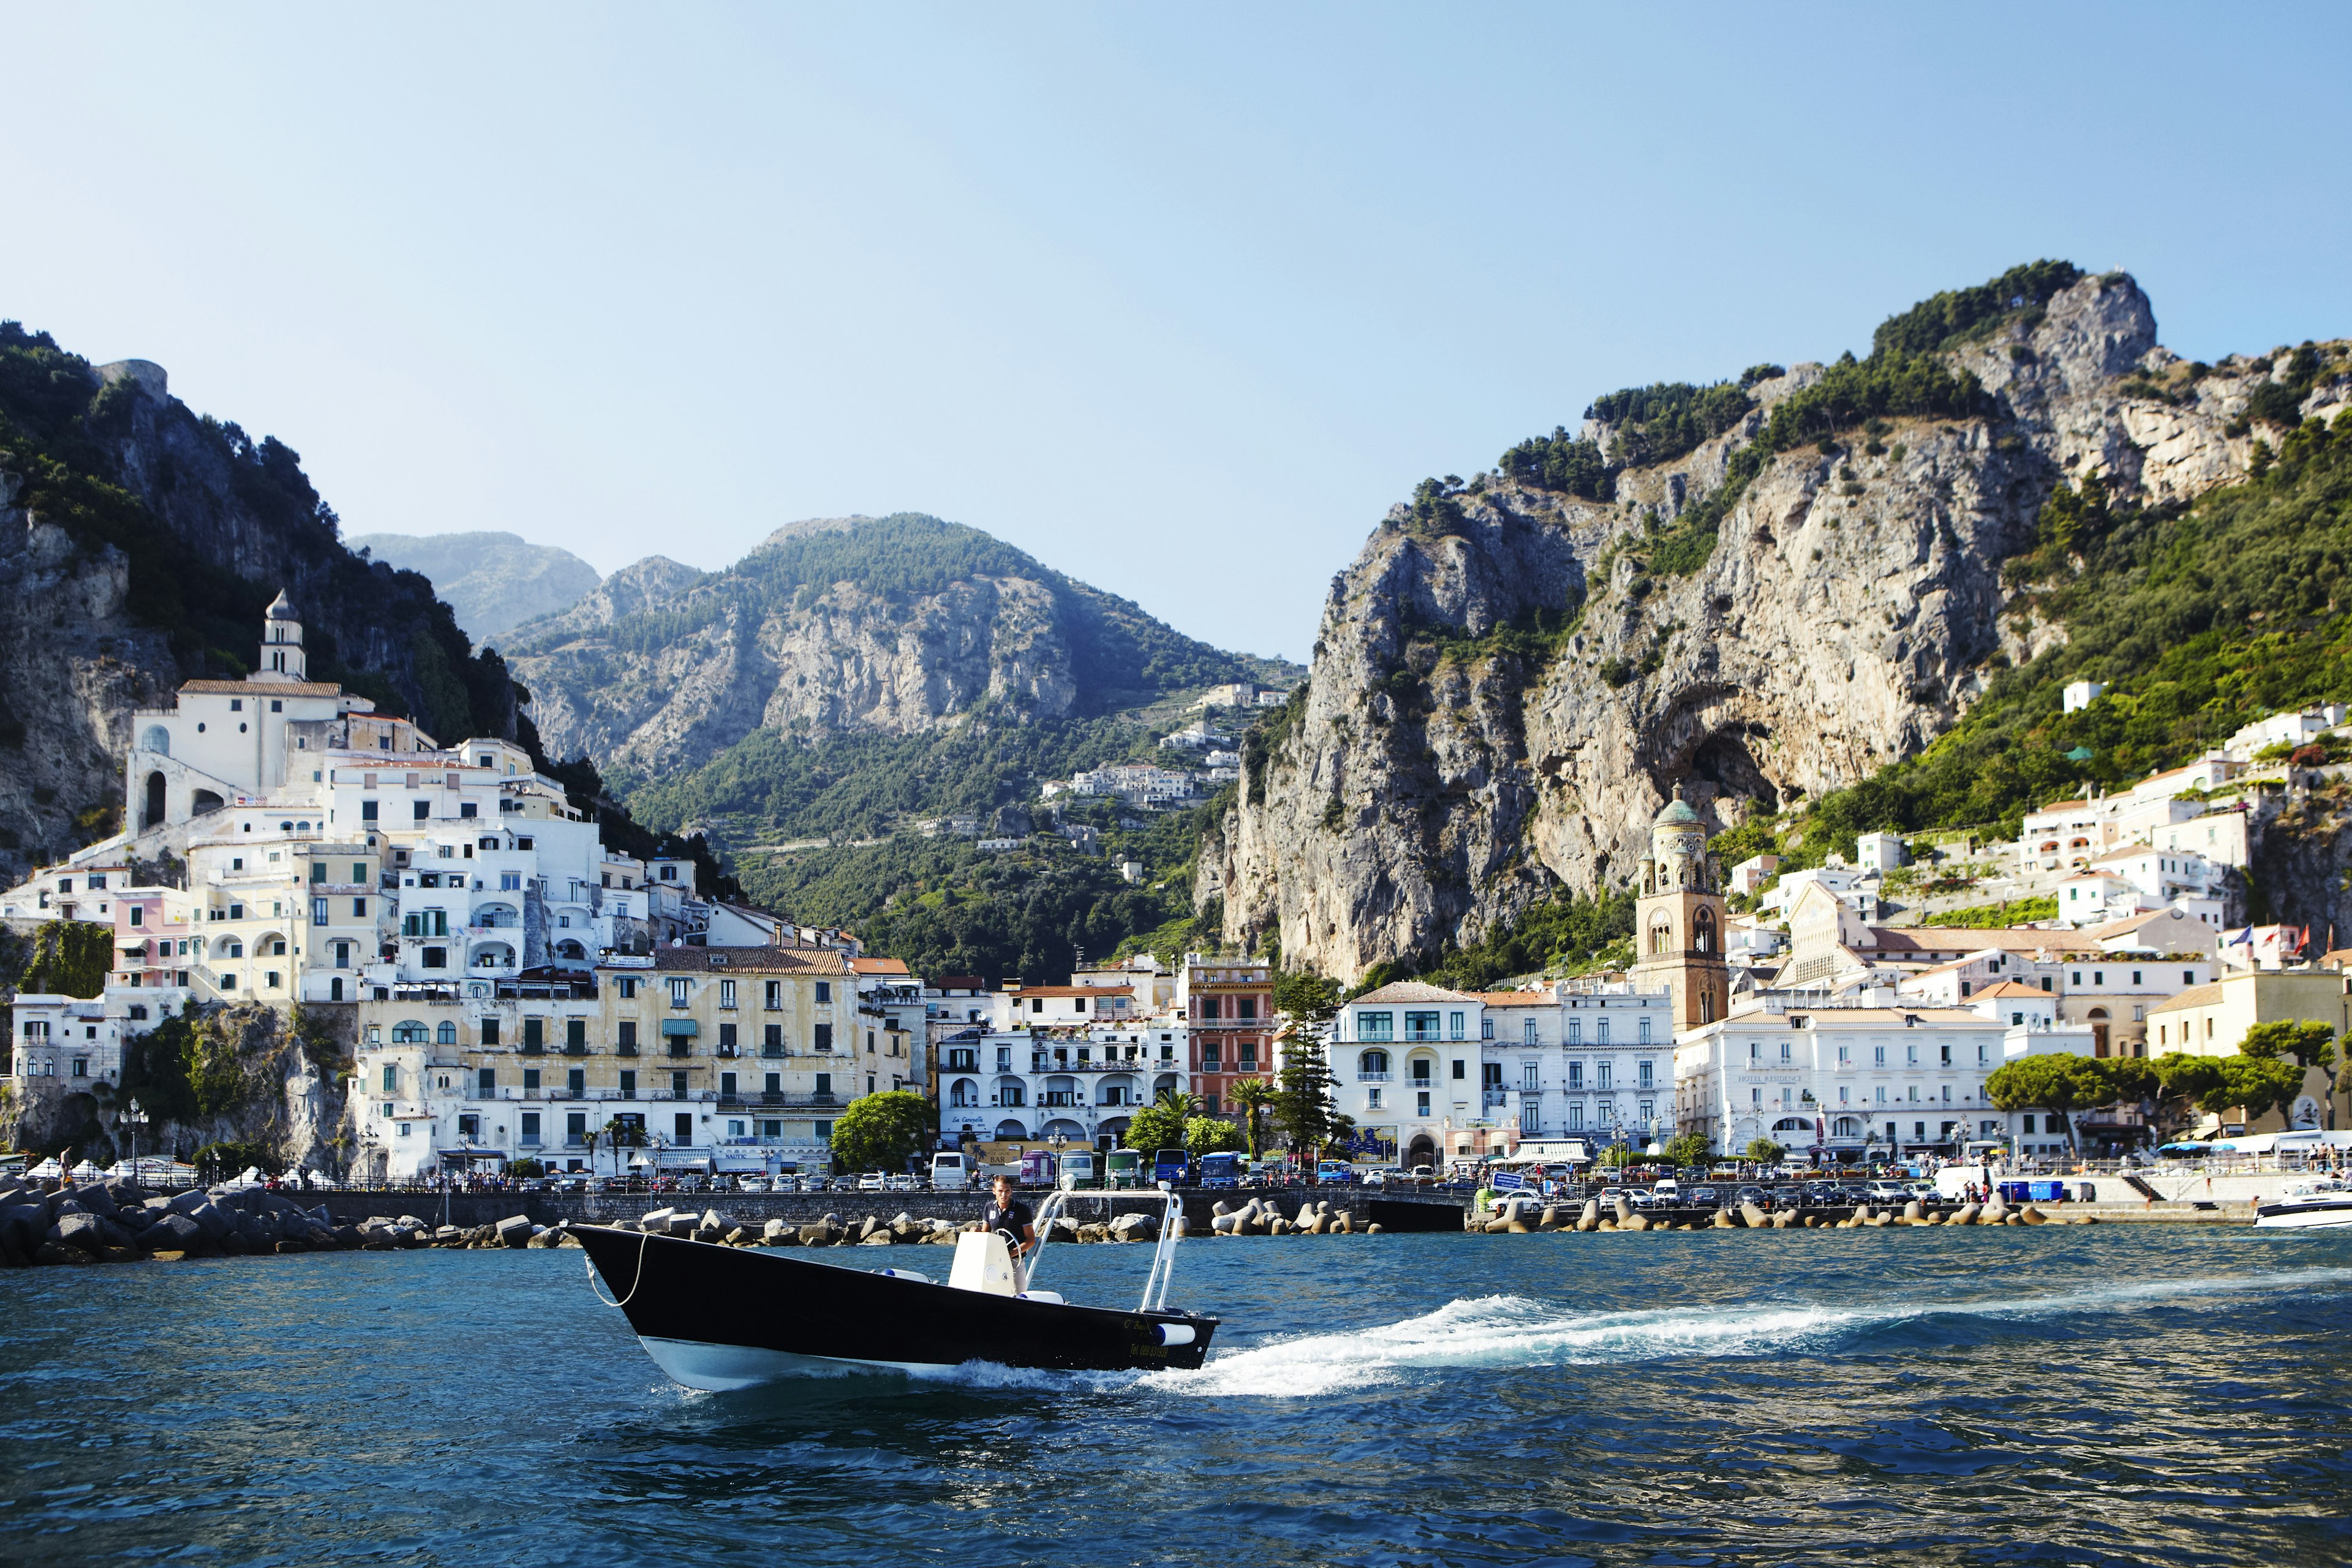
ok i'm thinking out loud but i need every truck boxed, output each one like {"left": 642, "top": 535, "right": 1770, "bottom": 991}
{"left": 1152, "top": 1148, "right": 1191, "bottom": 1186}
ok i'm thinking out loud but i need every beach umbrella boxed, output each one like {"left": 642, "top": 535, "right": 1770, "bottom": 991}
{"left": 28, "top": 1158, "right": 63, "bottom": 1178}
{"left": 70, "top": 1160, "right": 104, "bottom": 1179}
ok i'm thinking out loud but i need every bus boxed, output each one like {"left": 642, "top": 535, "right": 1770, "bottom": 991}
{"left": 929, "top": 1152, "right": 972, "bottom": 1189}
{"left": 1019, "top": 1149, "right": 1058, "bottom": 1187}
{"left": 1104, "top": 1148, "right": 1143, "bottom": 1189}
{"left": 1197, "top": 1151, "right": 1244, "bottom": 1189}
{"left": 1152, "top": 1148, "right": 1191, "bottom": 1186}
{"left": 1058, "top": 1150, "right": 1099, "bottom": 1189}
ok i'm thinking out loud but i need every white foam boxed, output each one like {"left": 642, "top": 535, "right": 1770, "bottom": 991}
{"left": 1143, "top": 1267, "right": 2352, "bottom": 1400}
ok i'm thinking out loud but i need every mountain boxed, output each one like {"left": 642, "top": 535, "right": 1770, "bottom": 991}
{"left": 1200, "top": 265, "right": 2352, "bottom": 981}
{"left": 348, "top": 530, "right": 601, "bottom": 644}
{"left": 0, "top": 328, "right": 526, "bottom": 882}
{"left": 509, "top": 511, "right": 1298, "bottom": 814}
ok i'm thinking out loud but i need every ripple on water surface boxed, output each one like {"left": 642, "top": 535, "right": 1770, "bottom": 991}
{"left": 2, "top": 1226, "right": 2349, "bottom": 1566}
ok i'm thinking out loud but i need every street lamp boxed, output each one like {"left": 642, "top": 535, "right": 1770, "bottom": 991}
{"left": 121, "top": 1099, "right": 149, "bottom": 1172}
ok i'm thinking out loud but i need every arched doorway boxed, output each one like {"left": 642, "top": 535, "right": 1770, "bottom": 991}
{"left": 143, "top": 771, "right": 167, "bottom": 829}
{"left": 190, "top": 788, "right": 224, "bottom": 816}
{"left": 1406, "top": 1133, "right": 1438, "bottom": 1170}
{"left": 2088, "top": 1006, "right": 2110, "bottom": 1057}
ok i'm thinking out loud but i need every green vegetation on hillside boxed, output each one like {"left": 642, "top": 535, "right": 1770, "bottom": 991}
{"left": 1870, "top": 260, "right": 2085, "bottom": 358}
{"left": 1714, "top": 409, "right": 2352, "bottom": 870}
{"left": 732, "top": 795, "right": 1222, "bottom": 983}
{"left": 628, "top": 712, "right": 1159, "bottom": 846}
{"left": 1353, "top": 886, "right": 1637, "bottom": 995}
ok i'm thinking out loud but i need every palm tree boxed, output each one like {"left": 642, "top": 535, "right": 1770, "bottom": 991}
{"left": 1155, "top": 1089, "right": 1200, "bottom": 1123}
{"left": 1230, "top": 1077, "right": 1274, "bottom": 1158}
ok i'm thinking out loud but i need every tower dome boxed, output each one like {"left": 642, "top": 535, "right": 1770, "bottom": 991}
{"left": 1654, "top": 782, "right": 1702, "bottom": 827}
{"left": 256, "top": 588, "right": 307, "bottom": 681}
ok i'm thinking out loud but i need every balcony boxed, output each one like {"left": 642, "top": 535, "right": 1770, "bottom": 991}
{"left": 1357, "top": 1071, "right": 1392, "bottom": 1083}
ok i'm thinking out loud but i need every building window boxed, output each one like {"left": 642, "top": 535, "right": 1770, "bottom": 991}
{"left": 1358, "top": 1012, "right": 1394, "bottom": 1042}
{"left": 764, "top": 981, "right": 781, "bottom": 1009}
{"left": 1449, "top": 1012, "right": 1465, "bottom": 1041}
{"left": 815, "top": 982, "right": 832, "bottom": 1004}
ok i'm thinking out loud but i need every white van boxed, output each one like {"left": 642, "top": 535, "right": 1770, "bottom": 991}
{"left": 930, "top": 1152, "right": 973, "bottom": 1189}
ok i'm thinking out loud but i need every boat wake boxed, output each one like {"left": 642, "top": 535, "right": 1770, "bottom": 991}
{"left": 1138, "top": 1265, "right": 2352, "bottom": 1399}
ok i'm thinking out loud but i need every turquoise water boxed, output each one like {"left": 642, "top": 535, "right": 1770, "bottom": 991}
{"left": 3, "top": 1227, "right": 2348, "bottom": 1566}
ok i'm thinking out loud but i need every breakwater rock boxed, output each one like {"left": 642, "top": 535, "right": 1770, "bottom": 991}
{"left": 0, "top": 1177, "right": 576, "bottom": 1267}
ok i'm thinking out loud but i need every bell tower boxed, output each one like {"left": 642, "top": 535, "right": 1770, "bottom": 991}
{"left": 255, "top": 587, "right": 307, "bottom": 682}
{"left": 1631, "top": 782, "right": 1730, "bottom": 1031}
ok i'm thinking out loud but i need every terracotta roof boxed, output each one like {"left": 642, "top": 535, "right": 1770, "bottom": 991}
{"left": 641, "top": 946, "right": 848, "bottom": 974}
{"left": 2026, "top": 799, "right": 2092, "bottom": 815}
{"left": 1974, "top": 981, "right": 2049, "bottom": 999}
{"left": 1012, "top": 986, "right": 1128, "bottom": 999}
{"left": 1350, "top": 981, "right": 1475, "bottom": 1005}
{"left": 178, "top": 679, "right": 346, "bottom": 697}
{"left": 850, "top": 957, "right": 910, "bottom": 976}
{"left": 1468, "top": 991, "right": 1550, "bottom": 1006}
{"left": 2148, "top": 981, "right": 2225, "bottom": 1016}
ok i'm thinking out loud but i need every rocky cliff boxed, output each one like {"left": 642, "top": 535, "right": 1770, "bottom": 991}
{"left": 511, "top": 512, "right": 1291, "bottom": 782}
{"left": 0, "top": 328, "right": 526, "bottom": 881}
{"left": 1204, "top": 271, "right": 2332, "bottom": 980}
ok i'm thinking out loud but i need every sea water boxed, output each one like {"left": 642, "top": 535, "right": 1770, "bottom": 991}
{"left": 2, "top": 1226, "right": 2348, "bottom": 1566}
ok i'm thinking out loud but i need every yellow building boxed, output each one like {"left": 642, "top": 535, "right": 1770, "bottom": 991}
{"left": 352, "top": 943, "right": 870, "bottom": 1180}
{"left": 2147, "top": 969, "right": 2350, "bottom": 1132}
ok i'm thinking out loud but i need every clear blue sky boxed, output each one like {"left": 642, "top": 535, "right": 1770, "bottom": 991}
{"left": 4, "top": 5, "right": 2346, "bottom": 663}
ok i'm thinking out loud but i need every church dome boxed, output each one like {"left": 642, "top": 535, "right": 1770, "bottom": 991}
{"left": 265, "top": 588, "right": 298, "bottom": 621}
{"left": 1654, "top": 782, "right": 1701, "bottom": 827}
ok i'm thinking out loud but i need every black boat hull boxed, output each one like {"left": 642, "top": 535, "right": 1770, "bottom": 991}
{"left": 575, "top": 1224, "right": 1217, "bottom": 1387}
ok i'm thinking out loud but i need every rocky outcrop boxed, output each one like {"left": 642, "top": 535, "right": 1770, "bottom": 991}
{"left": 509, "top": 512, "right": 1286, "bottom": 780}
{"left": 1206, "top": 273, "right": 2307, "bottom": 979}
{"left": 0, "top": 473, "right": 176, "bottom": 875}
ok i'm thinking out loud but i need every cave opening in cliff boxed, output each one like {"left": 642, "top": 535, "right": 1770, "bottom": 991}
{"left": 1686, "top": 732, "right": 1779, "bottom": 822}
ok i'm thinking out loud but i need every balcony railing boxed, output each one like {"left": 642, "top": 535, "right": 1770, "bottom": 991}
{"left": 1357, "top": 1071, "right": 1392, "bottom": 1082}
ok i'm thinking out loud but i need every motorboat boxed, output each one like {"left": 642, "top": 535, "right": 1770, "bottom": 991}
{"left": 578, "top": 1188, "right": 1217, "bottom": 1389}
{"left": 2254, "top": 1177, "right": 2352, "bottom": 1229}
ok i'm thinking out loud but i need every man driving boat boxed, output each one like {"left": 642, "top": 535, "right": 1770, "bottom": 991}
{"left": 976, "top": 1172, "right": 1036, "bottom": 1285}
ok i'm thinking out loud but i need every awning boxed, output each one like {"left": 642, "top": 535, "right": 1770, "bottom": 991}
{"left": 660, "top": 1019, "right": 699, "bottom": 1036}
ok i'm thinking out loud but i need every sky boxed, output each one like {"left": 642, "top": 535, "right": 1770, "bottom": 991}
{"left": 4, "top": 4, "right": 2348, "bottom": 664}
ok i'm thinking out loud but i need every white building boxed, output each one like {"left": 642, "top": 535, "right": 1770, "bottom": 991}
{"left": 2063, "top": 679, "right": 2105, "bottom": 714}
{"left": 2223, "top": 704, "right": 2348, "bottom": 760}
{"left": 1332, "top": 977, "right": 1676, "bottom": 1170}
{"left": 935, "top": 1020, "right": 1186, "bottom": 1148}
{"left": 2056, "top": 846, "right": 2224, "bottom": 929}
{"left": 1673, "top": 997, "right": 2013, "bottom": 1164}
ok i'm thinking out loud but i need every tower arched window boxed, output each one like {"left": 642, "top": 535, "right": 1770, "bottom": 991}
{"left": 1694, "top": 908, "right": 1716, "bottom": 954}
{"left": 1649, "top": 918, "right": 1673, "bottom": 957}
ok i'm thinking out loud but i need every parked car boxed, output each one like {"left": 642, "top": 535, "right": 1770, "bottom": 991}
{"left": 856, "top": 1173, "right": 886, "bottom": 1192}
{"left": 1689, "top": 1185, "right": 1722, "bottom": 1208}
{"left": 1733, "top": 1186, "right": 1771, "bottom": 1210}
{"left": 1864, "top": 1181, "right": 1909, "bottom": 1203}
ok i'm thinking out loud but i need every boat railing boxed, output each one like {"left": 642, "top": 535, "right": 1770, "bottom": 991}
{"left": 1022, "top": 1184, "right": 1183, "bottom": 1314}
